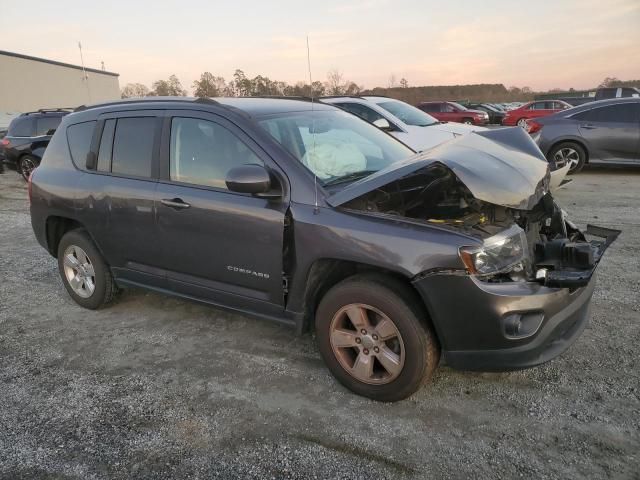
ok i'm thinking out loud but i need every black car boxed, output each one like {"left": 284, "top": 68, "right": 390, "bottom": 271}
{"left": 29, "top": 97, "right": 619, "bottom": 401}
{"left": 1, "top": 109, "right": 71, "bottom": 180}
{"left": 528, "top": 98, "right": 640, "bottom": 173}
{"left": 467, "top": 103, "right": 506, "bottom": 124}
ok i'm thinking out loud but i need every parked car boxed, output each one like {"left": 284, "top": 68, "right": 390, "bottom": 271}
{"left": 321, "top": 96, "right": 482, "bottom": 151}
{"left": 416, "top": 101, "right": 490, "bottom": 125}
{"left": 502, "top": 100, "right": 572, "bottom": 127}
{"left": 30, "top": 97, "right": 619, "bottom": 401}
{"left": 466, "top": 103, "right": 506, "bottom": 124}
{"left": 527, "top": 98, "right": 640, "bottom": 173}
{"left": 1, "top": 109, "right": 71, "bottom": 180}
{"left": 595, "top": 86, "right": 640, "bottom": 101}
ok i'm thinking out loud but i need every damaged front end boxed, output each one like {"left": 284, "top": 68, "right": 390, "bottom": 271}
{"left": 328, "top": 128, "right": 620, "bottom": 288}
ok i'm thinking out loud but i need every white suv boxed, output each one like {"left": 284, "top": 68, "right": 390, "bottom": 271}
{"left": 321, "top": 96, "right": 485, "bottom": 151}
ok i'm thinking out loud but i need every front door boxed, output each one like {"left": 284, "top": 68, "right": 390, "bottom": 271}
{"left": 155, "top": 111, "right": 288, "bottom": 313}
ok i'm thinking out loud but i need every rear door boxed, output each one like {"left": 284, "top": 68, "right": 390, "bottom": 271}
{"left": 78, "top": 111, "right": 165, "bottom": 286}
{"left": 155, "top": 110, "right": 288, "bottom": 312}
{"left": 527, "top": 101, "right": 553, "bottom": 119}
{"left": 573, "top": 102, "right": 640, "bottom": 162}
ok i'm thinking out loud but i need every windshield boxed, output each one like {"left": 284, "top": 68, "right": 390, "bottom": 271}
{"left": 258, "top": 110, "right": 413, "bottom": 185}
{"left": 376, "top": 100, "right": 439, "bottom": 126}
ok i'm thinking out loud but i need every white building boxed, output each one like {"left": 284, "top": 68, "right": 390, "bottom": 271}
{"left": 0, "top": 50, "right": 120, "bottom": 123}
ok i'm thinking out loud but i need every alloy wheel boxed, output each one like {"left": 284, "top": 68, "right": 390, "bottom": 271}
{"left": 62, "top": 245, "right": 96, "bottom": 298}
{"left": 329, "top": 303, "right": 405, "bottom": 385}
{"left": 20, "top": 157, "right": 36, "bottom": 179}
{"left": 554, "top": 147, "right": 580, "bottom": 170}
{"left": 517, "top": 118, "right": 527, "bottom": 128}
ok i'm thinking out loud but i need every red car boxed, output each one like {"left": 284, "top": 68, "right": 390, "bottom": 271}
{"left": 416, "top": 101, "right": 489, "bottom": 125}
{"left": 502, "top": 100, "right": 572, "bottom": 127}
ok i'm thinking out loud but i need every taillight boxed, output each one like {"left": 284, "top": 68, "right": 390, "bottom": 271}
{"left": 0, "top": 138, "right": 10, "bottom": 147}
{"left": 526, "top": 119, "right": 542, "bottom": 134}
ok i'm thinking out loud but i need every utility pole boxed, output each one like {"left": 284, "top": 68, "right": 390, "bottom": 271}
{"left": 78, "top": 41, "right": 91, "bottom": 102}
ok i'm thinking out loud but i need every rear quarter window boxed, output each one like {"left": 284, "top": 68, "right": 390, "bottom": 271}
{"left": 9, "top": 117, "right": 34, "bottom": 137}
{"left": 66, "top": 121, "right": 96, "bottom": 168}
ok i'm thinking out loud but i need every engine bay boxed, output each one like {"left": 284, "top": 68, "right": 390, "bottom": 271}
{"left": 341, "top": 164, "right": 620, "bottom": 286}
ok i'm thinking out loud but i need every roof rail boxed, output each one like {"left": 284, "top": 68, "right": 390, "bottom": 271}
{"left": 21, "top": 108, "right": 74, "bottom": 116}
{"left": 74, "top": 96, "right": 219, "bottom": 112}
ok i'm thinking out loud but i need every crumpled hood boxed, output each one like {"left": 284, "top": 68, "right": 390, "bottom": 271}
{"left": 327, "top": 127, "right": 550, "bottom": 211}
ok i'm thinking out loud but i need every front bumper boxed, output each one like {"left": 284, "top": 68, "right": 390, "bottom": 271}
{"left": 413, "top": 273, "right": 597, "bottom": 372}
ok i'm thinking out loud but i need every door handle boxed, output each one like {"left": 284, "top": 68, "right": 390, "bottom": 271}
{"left": 161, "top": 198, "right": 191, "bottom": 209}
{"left": 580, "top": 124, "right": 597, "bottom": 130}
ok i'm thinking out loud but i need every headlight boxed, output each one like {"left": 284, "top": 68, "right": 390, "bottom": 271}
{"left": 459, "top": 224, "right": 528, "bottom": 276}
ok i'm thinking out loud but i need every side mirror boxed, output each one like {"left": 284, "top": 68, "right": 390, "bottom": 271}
{"left": 373, "top": 118, "right": 392, "bottom": 130}
{"left": 225, "top": 164, "right": 280, "bottom": 198}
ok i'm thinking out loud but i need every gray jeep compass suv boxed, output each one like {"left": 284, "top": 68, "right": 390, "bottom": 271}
{"left": 29, "top": 97, "right": 619, "bottom": 401}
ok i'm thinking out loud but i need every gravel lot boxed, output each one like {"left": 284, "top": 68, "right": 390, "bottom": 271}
{"left": 0, "top": 166, "right": 638, "bottom": 479}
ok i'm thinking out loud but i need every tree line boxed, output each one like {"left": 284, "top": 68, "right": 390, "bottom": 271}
{"left": 121, "top": 73, "right": 639, "bottom": 104}
{"left": 121, "top": 69, "right": 364, "bottom": 99}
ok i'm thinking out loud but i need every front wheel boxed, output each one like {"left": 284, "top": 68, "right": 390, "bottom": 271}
{"left": 57, "top": 229, "right": 117, "bottom": 309}
{"left": 548, "top": 142, "right": 586, "bottom": 174}
{"left": 316, "top": 275, "right": 440, "bottom": 402}
{"left": 18, "top": 154, "right": 39, "bottom": 181}
{"left": 516, "top": 118, "right": 528, "bottom": 128}
{"left": 462, "top": 118, "right": 473, "bottom": 125}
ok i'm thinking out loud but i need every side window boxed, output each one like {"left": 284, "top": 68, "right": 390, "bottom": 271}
{"left": 169, "top": 117, "right": 263, "bottom": 190}
{"left": 9, "top": 117, "right": 34, "bottom": 137}
{"left": 420, "top": 103, "right": 437, "bottom": 112}
{"left": 598, "top": 89, "right": 616, "bottom": 99}
{"left": 336, "top": 103, "right": 387, "bottom": 125}
{"left": 442, "top": 103, "right": 456, "bottom": 113}
{"left": 573, "top": 104, "right": 639, "bottom": 123}
{"left": 111, "top": 117, "right": 156, "bottom": 178}
{"left": 66, "top": 121, "right": 96, "bottom": 168}
{"left": 97, "top": 119, "right": 116, "bottom": 172}
{"left": 36, "top": 116, "right": 62, "bottom": 136}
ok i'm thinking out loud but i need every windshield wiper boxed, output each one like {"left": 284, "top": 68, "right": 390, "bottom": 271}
{"left": 324, "top": 170, "right": 378, "bottom": 186}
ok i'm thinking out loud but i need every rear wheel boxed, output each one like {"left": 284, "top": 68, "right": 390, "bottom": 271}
{"left": 548, "top": 142, "right": 586, "bottom": 174}
{"left": 57, "top": 229, "right": 117, "bottom": 309}
{"left": 316, "top": 275, "right": 439, "bottom": 402}
{"left": 18, "top": 154, "right": 39, "bottom": 181}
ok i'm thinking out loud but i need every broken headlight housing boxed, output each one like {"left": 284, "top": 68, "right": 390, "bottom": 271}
{"left": 459, "top": 224, "right": 529, "bottom": 277}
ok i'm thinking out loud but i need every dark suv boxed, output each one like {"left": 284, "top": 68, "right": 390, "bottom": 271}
{"left": 29, "top": 97, "right": 618, "bottom": 401}
{"left": 1, "top": 109, "right": 71, "bottom": 180}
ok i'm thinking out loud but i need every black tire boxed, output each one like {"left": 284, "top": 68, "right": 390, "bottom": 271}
{"left": 548, "top": 142, "right": 586, "bottom": 174}
{"left": 516, "top": 118, "right": 528, "bottom": 128}
{"left": 57, "top": 229, "right": 117, "bottom": 309}
{"left": 462, "top": 118, "right": 473, "bottom": 125}
{"left": 316, "top": 275, "right": 440, "bottom": 402}
{"left": 18, "top": 154, "right": 39, "bottom": 181}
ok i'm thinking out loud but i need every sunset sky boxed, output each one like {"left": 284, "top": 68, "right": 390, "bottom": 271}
{"left": 3, "top": 0, "right": 639, "bottom": 93}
